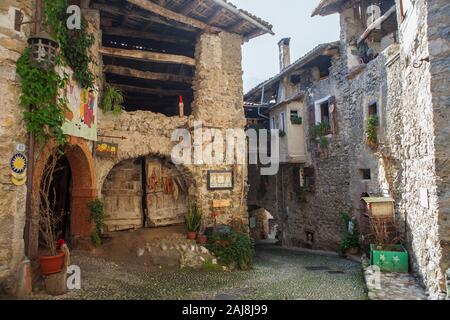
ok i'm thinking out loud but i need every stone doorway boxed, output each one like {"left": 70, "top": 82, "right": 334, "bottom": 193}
{"left": 101, "top": 156, "right": 189, "bottom": 232}
{"left": 29, "top": 138, "right": 97, "bottom": 258}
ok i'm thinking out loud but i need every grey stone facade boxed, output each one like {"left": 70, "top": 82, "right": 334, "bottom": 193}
{"left": 247, "top": 0, "right": 449, "bottom": 298}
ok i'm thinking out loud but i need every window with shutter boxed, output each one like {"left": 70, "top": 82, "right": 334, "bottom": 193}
{"left": 303, "top": 167, "right": 316, "bottom": 193}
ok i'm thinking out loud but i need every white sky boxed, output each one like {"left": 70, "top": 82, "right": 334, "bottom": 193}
{"left": 231, "top": 0, "right": 340, "bottom": 92}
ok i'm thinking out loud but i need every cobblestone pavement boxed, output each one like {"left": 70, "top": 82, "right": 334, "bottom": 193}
{"left": 32, "top": 244, "right": 368, "bottom": 300}
{"left": 366, "top": 272, "right": 428, "bottom": 300}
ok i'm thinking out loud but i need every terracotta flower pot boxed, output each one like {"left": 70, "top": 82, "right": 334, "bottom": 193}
{"left": 197, "top": 235, "right": 208, "bottom": 245}
{"left": 187, "top": 232, "right": 197, "bottom": 240}
{"left": 39, "top": 252, "right": 65, "bottom": 275}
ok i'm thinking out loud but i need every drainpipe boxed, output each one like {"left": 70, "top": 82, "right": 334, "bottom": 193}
{"left": 24, "top": 0, "right": 41, "bottom": 257}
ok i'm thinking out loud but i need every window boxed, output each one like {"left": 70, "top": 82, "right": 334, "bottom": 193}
{"left": 279, "top": 112, "right": 286, "bottom": 132}
{"left": 368, "top": 102, "right": 378, "bottom": 116}
{"left": 290, "top": 109, "right": 302, "bottom": 124}
{"left": 320, "top": 102, "right": 330, "bottom": 126}
{"left": 361, "top": 169, "right": 372, "bottom": 180}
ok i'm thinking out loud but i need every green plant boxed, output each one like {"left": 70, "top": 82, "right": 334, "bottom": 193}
{"left": 43, "top": 0, "right": 95, "bottom": 89}
{"left": 314, "top": 123, "right": 330, "bottom": 150}
{"left": 88, "top": 198, "right": 105, "bottom": 247}
{"left": 16, "top": 49, "right": 68, "bottom": 146}
{"left": 366, "top": 115, "right": 379, "bottom": 145}
{"left": 101, "top": 84, "right": 124, "bottom": 115}
{"left": 339, "top": 212, "right": 360, "bottom": 254}
{"left": 296, "top": 185, "right": 308, "bottom": 203}
{"left": 186, "top": 203, "right": 202, "bottom": 233}
{"left": 206, "top": 230, "right": 254, "bottom": 270}
{"left": 279, "top": 130, "right": 286, "bottom": 137}
{"left": 291, "top": 116, "right": 303, "bottom": 125}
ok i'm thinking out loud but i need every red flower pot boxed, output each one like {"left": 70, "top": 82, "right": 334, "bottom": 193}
{"left": 39, "top": 252, "right": 65, "bottom": 275}
{"left": 187, "top": 232, "right": 197, "bottom": 240}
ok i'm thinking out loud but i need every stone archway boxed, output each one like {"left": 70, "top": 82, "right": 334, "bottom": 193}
{"left": 29, "top": 137, "right": 97, "bottom": 258}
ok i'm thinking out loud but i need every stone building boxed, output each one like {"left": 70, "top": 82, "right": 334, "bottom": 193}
{"left": 246, "top": 0, "right": 449, "bottom": 298}
{"left": 0, "top": 0, "right": 272, "bottom": 296}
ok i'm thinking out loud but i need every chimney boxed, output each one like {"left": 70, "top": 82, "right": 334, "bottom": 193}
{"left": 278, "top": 38, "right": 291, "bottom": 71}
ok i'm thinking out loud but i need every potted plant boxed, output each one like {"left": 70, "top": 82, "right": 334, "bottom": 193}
{"left": 38, "top": 151, "right": 66, "bottom": 276}
{"left": 339, "top": 213, "right": 360, "bottom": 256}
{"left": 186, "top": 203, "right": 202, "bottom": 240}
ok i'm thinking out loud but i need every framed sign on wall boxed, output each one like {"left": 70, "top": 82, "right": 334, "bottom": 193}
{"left": 207, "top": 170, "right": 234, "bottom": 190}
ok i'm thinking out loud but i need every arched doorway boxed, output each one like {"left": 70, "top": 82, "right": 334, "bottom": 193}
{"left": 30, "top": 137, "right": 97, "bottom": 258}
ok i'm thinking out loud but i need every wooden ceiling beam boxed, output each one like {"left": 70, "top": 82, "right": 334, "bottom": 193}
{"left": 93, "top": 3, "right": 197, "bottom": 32}
{"left": 126, "top": 0, "right": 220, "bottom": 33}
{"left": 102, "top": 26, "right": 192, "bottom": 45}
{"left": 111, "top": 83, "right": 189, "bottom": 96}
{"left": 104, "top": 65, "right": 192, "bottom": 84}
{"left": 180, "top": 0, "right": 201, "bottom": 15}
{"left": 207, "top": 8, "right": 226, "bottom": 25}
{"left": 100, "top": 46, "right": 196, "bottom": 66}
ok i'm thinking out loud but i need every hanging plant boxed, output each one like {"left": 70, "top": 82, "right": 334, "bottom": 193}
{"left": 16, "top": 49, "right": 68, "bottom": 145}
{"left": 43, "top": 0, "right": 96, "bottom": 89}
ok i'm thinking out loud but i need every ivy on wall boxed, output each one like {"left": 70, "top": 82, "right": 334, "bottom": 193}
{"left": 43, "top": 0, "right": 96, "bottom": 89}
{"left": 16, "top": 49, "right": 68, "bottom": 145}
{"left": 17, "top": 0, "right": 96, "bottom": 146}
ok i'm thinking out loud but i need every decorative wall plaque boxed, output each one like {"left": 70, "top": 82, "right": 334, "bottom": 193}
{"left": 207, "top": 170, "right": 233, "bottom": 190}
{"left": 95, "top": 141, "right": 118, "bottom": 158}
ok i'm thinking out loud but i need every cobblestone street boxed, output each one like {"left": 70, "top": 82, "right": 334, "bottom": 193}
{"left": 33, "top": 244, "right": 368, "bottom": 300}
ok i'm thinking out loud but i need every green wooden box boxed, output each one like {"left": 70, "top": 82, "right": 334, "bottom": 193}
{"left": 370, "top": 244, "right": 409, "bottom": 273}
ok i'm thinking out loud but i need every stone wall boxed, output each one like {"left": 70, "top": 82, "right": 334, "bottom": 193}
{"left": 0, "top": 0, "right": 33, "bottom": 294}
{"left": 97, "top": 31, "right": 248, "bottom": 229}
{"left": 427, "top": 0, "right": 450, "bottom": 297}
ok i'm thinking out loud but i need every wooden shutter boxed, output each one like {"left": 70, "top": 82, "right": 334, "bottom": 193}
{"left": 328, "top": 96, "right": 337, "bottom": 136}
{"left": 303, "top": 167, "right": 316, "bottom": 193}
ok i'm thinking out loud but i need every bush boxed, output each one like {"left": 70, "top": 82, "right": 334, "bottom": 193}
{"left": 88, "top": 198, "right": 105, "bottom": 247}
{"left": 339, "top": 212, "right": 360, "bottom": 254}
{"left": 206, "top": 230, "right": 254, "bottom": 270}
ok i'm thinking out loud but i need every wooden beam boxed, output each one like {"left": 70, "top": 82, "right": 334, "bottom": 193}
{"left": 207, "top": 8, "right": 225, "bottom": 25}
{"left": 102, "top": 26, "right": 192, "bottom": 45}
{"left": 126, "top": 0, "right": 220, "bottom": 32}
{"left": 180, "top": 0, "right": 201, "bottom": 15}
{"left": 100, "top": 46, "right": 196, "bottom": 66}
{"left": 104, "top": 65, "right": 192, "bottom": 84}
{"left": 92, "top": 3, "right": 196, "bottom": 32}
{"left": 228, "top": 19, "right": 247, "bottom": 33}
{"left": 111, "top": 83, "right": 189, "bottom": 96}
{"left": 358, "top": 6, "right": 396, "bottom": 44}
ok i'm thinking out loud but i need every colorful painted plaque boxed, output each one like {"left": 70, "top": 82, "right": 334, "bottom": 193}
{"left": 95, "top": 142, "right": 118, "bottom": 158}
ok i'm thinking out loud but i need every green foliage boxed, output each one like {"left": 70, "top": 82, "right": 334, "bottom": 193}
{"left": 339, "top": 212, "right": 360, "bottom": 254}
{"left": 366, "top": 115, "right": 379, "bottom": 145}
{"left": 279, "top": 130, "right": 286, "bottom": 137}
{"left": 291, "top": 116, "right": 303, "bottom": 125}
{"left": 43, "top": 0, "right": 95, "bottom": 89}
{"left": 314, "top": 123, "right": 330, "bottom": 149}
{"left": 206, "top": 230, "right": 254, "bottom": 270}
{"left": 201, "top": 259, "right": 222, "bottom": 272}
{"left": 101, "top": 84, "right": 124, "bottom": 115}
{"left": 16, "top": 49, "right": 67, "bottom": 145}
{"left": 88, "top": 198, "right": 105, "bottom": 247}
{"left": 186, "top": 203, "right": 202, "bottom": 233}
{"left": 296, "top": 185, "right": 308, "bottom": 203}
